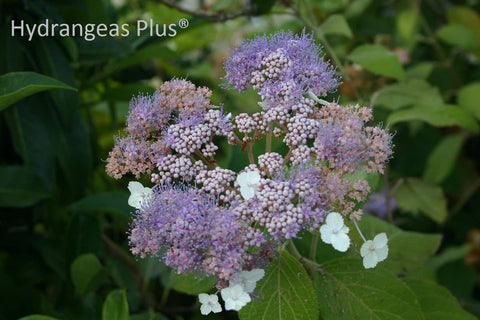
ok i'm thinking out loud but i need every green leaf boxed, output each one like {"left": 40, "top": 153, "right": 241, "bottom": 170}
{"left": 348, "top": 44, "right": 406, "bottom": 80}
{"left": 0, "top": 166, "right": 50, "bottom": 207}
{"left": 429, "top": 245, "right": 473, "bottom": 270}
{"left": 423, "top": 134, "right": 465, "bottom": 184}
{"left": 373, "top": 79, "right": 444, "bottom": 110}
{"left": 67, "top": 192, "right": 131, "bottom": 216}
{"left": 0, "top": 71, "right": 76, "bottom": 111}
{"left": 446, "top": 6, "right": 480, "bottom": 42}
{"left": 393, "top": 178, "right": 448, "bottom": 223}
{"left": 396, "top": 7, "right": 420, "bottom": 45}
{"left": 65, "top": 212, "right": 101, "bottom": 265}
{"left": 458, "top": 82, "right": 480, "bottom": 120}
{"left": 437, "top": 24, "right": 479, "bottom": 50}
{"left": 18, "top": 315, "right": 60, "bottom": 320}
{"left": 358, "top": 215, "right": 442, "bottom": 275}
{"left": 406, "top": 63, "right": 435, "bottom": 80}
{"left": 239, "top": 250, "right": 318, "bottom": 320}
{"left": 170, "top": 272, "right": 217, "bottom": 295}
{"left": 70, "top": 253, "right": 105, "bottom": 296}
{"left": 321, "top": 14, "right": 352, "bottom": 38}
{"left": 344, "top": 0, "right": 372, "bottom": 18}
{"left": 387, "top": 104, "right": 480, "bottom": 133}
{"left": 315, "top": 259, "right": 424, "bottom": 320}
{"left": 102, "top": 289, "right": 130, "bottom": 320}
{"left": 404, "top": 279, "right": 477, "bottom": 320}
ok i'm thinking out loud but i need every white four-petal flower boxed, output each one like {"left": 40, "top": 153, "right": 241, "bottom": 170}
{"left": 230, "top": 269, "right": 265, "bottom": 293}
{"left": 127, "top": 181, "right": 153, "bottom": 209}
{"left": 360, "top": 232, "right": 389, "bottom": 269}
{"left": 221, "top": 284, "right": 252, "bottom": 311}
{"left": 198, "top": 293, "right": 222, "bottom": 315}
{"left": 236, "top": 171, "right": 261, "bottom": 200}
{"left": 319, "top": 212, "right": 351, "bottom": 252}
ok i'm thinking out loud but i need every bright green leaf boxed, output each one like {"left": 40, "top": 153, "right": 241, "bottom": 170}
{"left": 344, "top": 0, "right": 372, "bottom": 17}
{"left": 239, "top": 250, "right": 318, "bottom": 320}
{"left": 393, "top": 178, "right": 448, "bottom": 223}
{"left": 358, "top": 215, "right": 442, "bottom": 275}
{"left": 406, "top": 63, "right": 435, "bottom": 80}
{"left": 103, "top": 289, "right": 130, "bottom": 320}
{"left": 423, "top": 134, "right": 465, "bottom": 184}
{"left": 396, "top": 7, "right": 420, "bottom": 45}
{"left": 373, "top": 79, "right": 443, "bottom": 110}
{"left": 70, "top": 253, "right": 105, "bottom": 296}
{"left": 387, "top": 104, "right": 479, "bottom": 133}
{"left": 0, "top": 71, "right": 76, "bottom": 111}
{"left": 404, "top": 279, "right": 477, "bottom": 320}
{"left": 0, "top": 166, "right": 50, "bottom": 207}
{"left": 437, "top": 24, "right": 479, "bottom": 50}
{"left": 458, "top": 82, "right": 480, "bottom": 120}
{"left": 315, "top": 259, "right": 424, "bottom": 320}
{"left": 170, "top": 272, "right": 217, "bottom": 295}
{"left": 348, "top": 44, "right": 406, "bottom": 80}
{"left": 321, "top": 14, "right": 352, "bottom": 38}
{"left": 446, "top": 6, "right": 480, "bottom": 42}
{"left": 18, "top": 316, "right": 60, "bottom": 320}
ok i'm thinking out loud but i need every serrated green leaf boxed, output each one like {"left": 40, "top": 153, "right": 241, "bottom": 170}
{"left": 315, "top": 258, "right": 424, "bottom": 320}
{"left": 103, "top": 289, "right": 130, "bottom": 320}
{"left": 170, "top": 272, "right": 217, "bottom": 295}
{"left": 358, "top": 215, "right": 442, "bottom": 275}
{"left": 0, "top": 166, "right": 50, "bottom": 207}
{"left": 0, "top": 71, "right": 75, "bottom": 111}
{"left": 437, "top": 24, "right": 479, "bottom": 50}
{"left": 423, "top": 134, "right": 465, "bottom": 184}
{"left": 404, "top": 279, "right": 477, "bottom": 320}
{"left": 393, "top": 178, "right": 447, "bottom": 223}
{"left": 70, "top": 253, "right": 105, "bottom": 296}
{"left": 239, "top": 250, "right": 318, "bottom": 320}
{"left": 18, "top": 315, "right": 60, "bottom": 320}
{"left": 321, "top": 14, "right": 352, "bottom": 38}
{"left": 348, "top": 44, "right": 406, "bottom": 80}
{"left": 373, "top": 79, "right": 443, "bottom": 110}
{"left": 458, "top": 82, "right": 480, "bottom": 120}
{"left": 387, "top": 104, "right": 479, "bottom": 133}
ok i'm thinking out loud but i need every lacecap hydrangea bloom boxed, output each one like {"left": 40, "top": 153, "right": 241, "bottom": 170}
{"left": 106, "top": 30, "right": 393, "bottom": 315}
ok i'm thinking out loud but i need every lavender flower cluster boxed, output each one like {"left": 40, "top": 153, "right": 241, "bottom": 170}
{"left": 106, "top": 31, "right": 392, "bottom": 291}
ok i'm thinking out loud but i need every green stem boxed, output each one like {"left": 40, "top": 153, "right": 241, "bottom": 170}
{"left": 309, "top": 234, "right": 319, "bottom": 262}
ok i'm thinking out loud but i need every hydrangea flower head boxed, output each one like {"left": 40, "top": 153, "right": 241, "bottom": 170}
{"left": 224, "top": 30, "right": 339, "bottom": 105}
{"left": 360, "top": 233, "right": 389, "bottom": 269}
{"left": 221, "top": 284, "right": 252, "bottom": 311}
{"left": 320, "top": 212, "right": 351, "bottom": 252}
{"left": 127, "top": 181, "right": 153, "bottom": 209}
{"left": 198, "top": 293, "right": 222, "bottom": 315}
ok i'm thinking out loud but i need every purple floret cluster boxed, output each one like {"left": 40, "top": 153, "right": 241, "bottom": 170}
{"left": 106, "top": 30, "right": 393, "bottom": 286}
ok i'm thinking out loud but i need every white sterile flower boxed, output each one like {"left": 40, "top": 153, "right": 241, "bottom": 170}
{"left": 236, "top": 171, "right": 261, "bottom": 200}
{"left": 230, "top": 269, "right": 265, "bottom": 293}
{"left": 319, "top": 212, "right": 351, "bottom": 252}
{"left": 360, "top": 232, "right": 389, "bottom": 269}
{"left": 221, "top": 284, "right": 251, "bottom": 311}
{"left": 127, "top": 181, "right": 153, "bottom": 209}
{"left": 198, "top": 293, "right": 222, "bottom": 315}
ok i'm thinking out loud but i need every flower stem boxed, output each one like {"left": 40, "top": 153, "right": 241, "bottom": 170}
{"left": 266, "top": 125, "right": 273, "bottom": 153}
{"left": 309, "top": 234, "right": 319, "bottom": 262}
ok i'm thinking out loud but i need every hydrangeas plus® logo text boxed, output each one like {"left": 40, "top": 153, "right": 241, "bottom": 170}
{"left": 10, "top": 18, "right": 189, "bottom": 41}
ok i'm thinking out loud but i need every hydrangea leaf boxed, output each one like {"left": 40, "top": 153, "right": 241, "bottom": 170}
{"left": 0, "top": 165, "right": 50, "bottom": 207}
{"left": 70, "top": 253, "right": 106, "bottom": 296}
{"left": 373, "top": 79, "right": 444, "bottom": 110}
{"left": 436, "top": 24, "right": 479, "bottom": 50}
{"left": 404, "top": 279, "right": 477, "bottom": 320}
{"left": 458, "top": 82, "right": 480, "bottom": 120}
{"left": 393, "top": 177, "right": 448, "bottom": 223}
{"left": 238, "top": 250, "right": 318, "bottom": 320}
{"left": 423, "top": 134, "right": 465, "bottom": 184}
{"left": 170, "top": 272, "right": 217, "bottom": 295}
{"left": 348, "top": 44, "right": 406, "bottom": 80}
{"left": 321, "top": 14, "right": 353, "bottom": 38}
{"left": 358, "top": 215, "right": 442, "bottom": 275}
{"left": 314, "top": 258, "right": 424, "bottom": 320}
{"left": 387, "top": 104, "right": 479, "bottom": 133}
{"left": 0, "top": 71, "right": 76, "bottom": 111}
{"left": 102, "top": 289, "right": 130, "bottom": 320}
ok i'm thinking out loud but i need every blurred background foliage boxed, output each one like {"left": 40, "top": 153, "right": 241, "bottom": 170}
{"left": 0, "top": 0, "right": 480, "bottom": 319}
